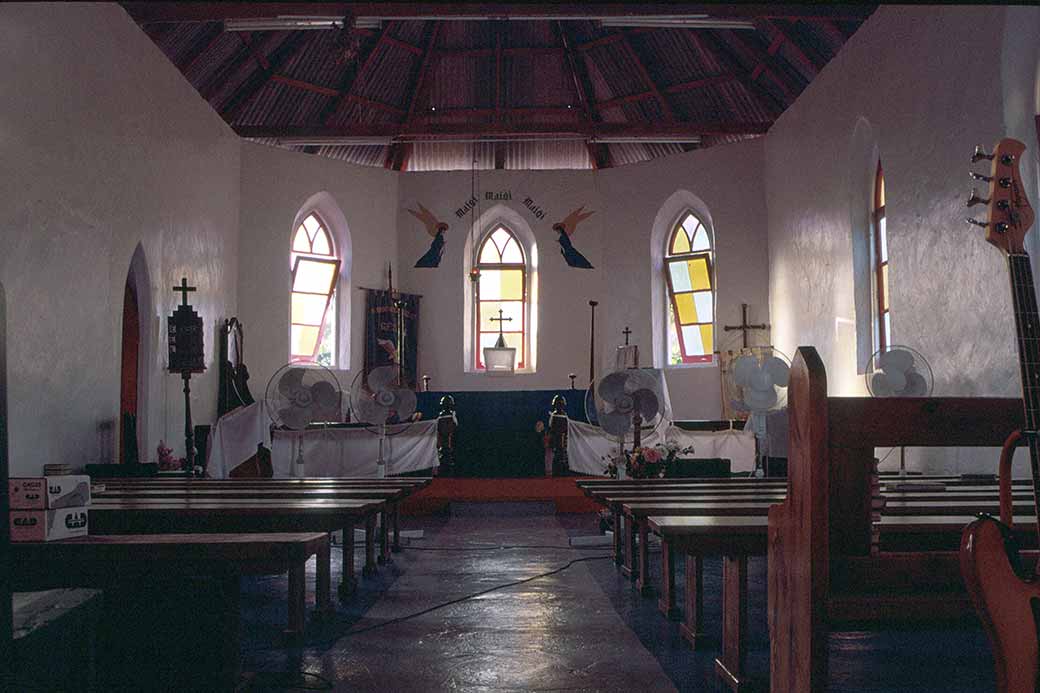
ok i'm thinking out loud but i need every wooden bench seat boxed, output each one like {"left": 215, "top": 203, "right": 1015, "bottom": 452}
{"left": 11, "top": 532, "right": 328, "bottom": 688}
{"left": 88, "top": 497, "right": 383, "bottom": 598}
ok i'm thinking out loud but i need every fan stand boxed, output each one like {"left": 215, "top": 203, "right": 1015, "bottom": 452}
{"left": 293, "top": 436, "right": 306, "bottom": 478}
{"left": 376, "top": 422, "right": 387, "bottom": 479}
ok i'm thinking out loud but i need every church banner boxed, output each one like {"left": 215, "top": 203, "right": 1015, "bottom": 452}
{"left": 363, "top": 289, "right": 420, "bottom": 390}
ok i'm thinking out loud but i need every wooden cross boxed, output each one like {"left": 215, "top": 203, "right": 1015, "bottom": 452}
{"left": 723, "top": 303, "right": 770, "bottom": 349}
{"left": 622, "top": 326, "right": 632, "bottom": 346}
{"left": 173, "top": 277, "right": 196, "bottom": 307}
{"left": 490, "top": 308, "right": 513, "bottom": 334}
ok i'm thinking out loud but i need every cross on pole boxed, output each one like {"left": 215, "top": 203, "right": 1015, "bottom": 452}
{"left": 622, "top": 326, "right": 632, "bottom": 346}
{"left": 173, "top": 277, "right": 197, "bottom": 306}
{"left": 723, "top": 303, "right": 770, "bottom": 349}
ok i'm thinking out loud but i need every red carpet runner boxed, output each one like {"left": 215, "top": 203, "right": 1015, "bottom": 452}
{"left": 400, "top": 476, "right": 601, "bottom": 515}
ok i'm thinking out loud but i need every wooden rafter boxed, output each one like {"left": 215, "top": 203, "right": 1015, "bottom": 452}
{"left": 177, "top": 22, "right": 224, "bottom": 75}
{"left": 234, "top": 121, "right": 772, "bottom": 140}
{"left": 555, "top": 20, "right": 609, "bottom": 168}
{"left": 198, "top": 33, "right": 258, "bottom": 101}
{"left": 314, "top": 22, "right": 394, "bottom": 127}
{"left": 616, "top": 31, "right": 676, "bottom": 122}
{"left": 723, "top": 29, "right": 799, "bottom": 103}
{"left": 693, "top": 30, "right": 783, "bottom": 117}
{"left": 762, "top": 19, "right": 821, "bottom": 75}
{"left": 664, "top": 72, "right": 738, "bottom": 94}
{"left": 387, "top": 21, "right": 442, "bottom": 170}
{"left": 125, "top": 3, "right": 877, "bottom": 23}
{"left": 222, "top": 31, "right": 311, "bottom": 121}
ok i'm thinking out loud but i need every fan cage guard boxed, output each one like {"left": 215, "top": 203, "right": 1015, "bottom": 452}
{"left": 584, "top": 369, "right": 668, "bottom": 448}
{"left": 264, "top": 362, "right": 344, "bottom": 430}
{"left": 721, "top": 346, "right": 791, "bottom": 417}
{"left": 864, "top": 345, "right": 934, "bottom": 398}
{"left": 348, "top": 367, "right": 418, "bottom": 437}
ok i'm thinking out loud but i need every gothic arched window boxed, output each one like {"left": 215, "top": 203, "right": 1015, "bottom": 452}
{"left": 873, "top": 161, "right": 889, "bottom": 351}
{"left": 475, "top": 225, "right": 527, "bottom": 369}
{"left": 290, "top": 212, "right": 341, "bottom": 366}
{"left": 665, "top": 212, "right": 714, "bottom": 364}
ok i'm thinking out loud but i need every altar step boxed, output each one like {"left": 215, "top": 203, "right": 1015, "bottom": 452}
{"left": 450, "top": 501, "right": 556, "bottom": 517}
{"left": 400, "top": 477, "right": 601, "bottom": 516}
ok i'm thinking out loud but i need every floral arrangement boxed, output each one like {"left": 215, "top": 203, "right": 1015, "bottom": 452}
{"left": 603, "top": 439, "right": 694, "bottom": 479}
{"left": 156, "top": 440, "right": 183, "bottom": 471}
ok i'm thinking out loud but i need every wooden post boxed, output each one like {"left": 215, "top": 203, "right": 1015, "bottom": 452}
{"left": 680, "top": 553, "right": 705, "bottom": 648}
{"left": 363, "top": 514, "right": 377, "bottom": 577}
{"left": 340, "top": 520, "right": 357, "bottom": 598}
{"left": 657, "top": 539, "right": 681, "bottom": 619}
{"left": 588, "top": 300, "right": 598, "bottom": 384}
{"left": 715, "top": 555, "right": 749, "bottom": 691}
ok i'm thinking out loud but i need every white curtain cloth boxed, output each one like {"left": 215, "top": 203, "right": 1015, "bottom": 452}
{"left": 205, "top": 401, "right": 272, "bottom": 479}
{"left": 567, "top": 420, "right": 757, "bottom": 475}
{"left": 270, "top": 420, "right": 438, "bottom": 477}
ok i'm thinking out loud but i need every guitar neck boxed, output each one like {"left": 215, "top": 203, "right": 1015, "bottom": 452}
{"left": 1007, "top": 253, "right": 1040, "bottom": 534}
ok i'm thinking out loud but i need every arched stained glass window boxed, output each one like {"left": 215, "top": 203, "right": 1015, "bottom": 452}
{"left": 873, "top": 162, "right": 889, "bottom": 351}
{"left": 290, "top": 213, "right": 340, "bottom": 366}
{"left": 665, "top": 212, "right": 714, "bottom": 364}
{"left": 475, "top": 226, "right": 526, "bottom": 369}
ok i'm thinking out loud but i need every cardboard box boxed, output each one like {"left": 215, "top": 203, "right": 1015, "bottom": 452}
{"left": 10, "top": 507, "right": 90, "bottom": 542}
{"left": 9, "top": 476, "right": 91, "bottom": 510}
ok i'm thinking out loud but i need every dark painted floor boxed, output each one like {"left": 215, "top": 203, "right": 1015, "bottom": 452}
{"left": 239, "top": 509, "right": 997, "bottom": 692}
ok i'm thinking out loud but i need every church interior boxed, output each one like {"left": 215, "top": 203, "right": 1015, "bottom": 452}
{"left": 2, "top": 2, "right": 1040, "bottom": 691}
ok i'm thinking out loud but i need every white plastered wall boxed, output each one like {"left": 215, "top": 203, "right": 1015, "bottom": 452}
{"left": 0, "top": 3, "right": 241, "bottom": 473}
{"left": 766, "top": 4, "right": 1040, "bottom": 473}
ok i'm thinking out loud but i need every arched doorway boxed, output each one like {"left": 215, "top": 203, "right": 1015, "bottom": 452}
{"left": 120, "top": 245, "right": 151, "bottom": 465}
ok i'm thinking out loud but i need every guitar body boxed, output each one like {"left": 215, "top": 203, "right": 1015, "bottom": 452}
{"left": 962, "top": 516, "right": 1040, "bottom": 692}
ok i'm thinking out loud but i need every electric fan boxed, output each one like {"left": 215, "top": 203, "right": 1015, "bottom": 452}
{"left": 348, "top": 365, "right": 418, "bottom": 478}
{"left": 265, "top": 364, "right": 344, "bottom": 475}
{"left": 584, "top": 368, "right": 668, "bottom": 479}
{"left": 865, "top": 345, "right": 934, "bottom": 480}
{"left": 722, "top": 346, "right": 791, "bottom": 476}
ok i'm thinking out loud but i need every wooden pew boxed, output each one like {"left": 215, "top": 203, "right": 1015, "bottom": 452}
{"left": 768, "top": 346, "right": 1026, "bottom": 693}
{"left": 88, "top": 497, "right": 383, "bottom": 599}
{"left": 11, "top": 532, "right": 328, "bottom": 688}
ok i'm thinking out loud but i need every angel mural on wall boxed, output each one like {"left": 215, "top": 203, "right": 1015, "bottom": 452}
{"left": 553, "top": 205, "right": 595, "bottom": 269}
{"left": 408, "top": 203, "right": 448, "bottom": 268}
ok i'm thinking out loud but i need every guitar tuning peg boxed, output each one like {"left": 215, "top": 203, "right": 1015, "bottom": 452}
{"left": 966, "top": 189, "right": 990, "bottom": 207}
{"left": 970, "top": 171, "right": 993, "bottom": 182}
{"left": 972, "top": 145, "right": 994, "bottom": 163}
{"left": 965, "top": 217, "right": 989, "bottom": 228}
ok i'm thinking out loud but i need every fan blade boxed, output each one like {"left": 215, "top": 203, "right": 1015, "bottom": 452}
{"left": 392, "top": 388, "right": 418, "bottom": 420}
{"left": 744, "top": 387, "right": 778, "bottom": 412}
{"left": 733, "top": 355, "right": 758, "bottom": 387}
{"left": 357, "top": 397, "right": 390, "bottom": 425}
{"left": 310, "top": 380, "right": 339, "bottom": 409}
{"left": 885, "top": 369, "right": 908, "bottom": 393}
{"left": 278, "top": 406, "right": 310, "bottom": 430}
{"left": 870, "top": 371, "right": 894, "bottom": 397}
{"left": 623, "top": 369, "right": 657, "bottom": 394}
{"left": 278, "top": 367, "right": 306, "bottom": 397}
{"left": 598, "top": 411, "right": 632, "bottom": 437}
{"left": 631, "top": 389, "right": 660, "bottom": 421}
{"left": 368, "top": 365, "right": 398, "bottom": 392}
{"left": 903, "top": 371, "right": 929, "bottom": 396}
{"left": 879, "top": 348, "right": 914, "bottom": 374}
{"left": 598, "top": 371, "right": 629, "bottom": 404}
{"left": 750, "top": 368, "right": 774, "bottom": 392}
{"left": 764, "top": 357, "right": 790, "bottom": 388}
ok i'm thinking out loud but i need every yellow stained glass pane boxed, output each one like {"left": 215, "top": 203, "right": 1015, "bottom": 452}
{"left": 479, "top": 239, "right": 500, "bottom": 263}
{"left": 291, "top": 292, "right": 328, "bottom": 326}
{"left": 674, "top": 293, "right": 697, "bottom": 325}
{"left": 293, "top": 258, "right": 338, "bottom": 294}
{"left": 291, "top": 325, "right": 320, "bottom": 358}
{"left": 480, "top": 269, "right": 523, "bottom": 301}
{"left": 688, "top": 257, "right": 711, "bottom": 291}
{"left": 877, "top": 172, "right": 885, "bottom": 208}
{"left": 293, "top": 227, "right": 311, "bottom": 253}
{"left": 881, "top": 263, "right": 889, "bottom": 311}
{"left": 699, "top": 324, "right": 714, "bottom": 353}
{"left": 479, "top": 300, "right": 523, "bottom": 331}
{"left": 670, "top": 228, "right": 690, "bottom": 255}
{"left": 311, "top": 229, "right": 331, "bottom": 256}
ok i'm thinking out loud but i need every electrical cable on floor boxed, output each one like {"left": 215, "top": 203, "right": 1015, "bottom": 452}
{"left": 243, "top": 552, "right": 613, "bottom": 656}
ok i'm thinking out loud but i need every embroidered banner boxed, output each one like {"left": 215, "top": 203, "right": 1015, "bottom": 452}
{"left": 363, "top": 289, "right": 420, "bottom": 390}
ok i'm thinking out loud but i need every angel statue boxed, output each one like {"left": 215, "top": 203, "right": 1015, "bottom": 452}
{"left": 408, "top": 203, "right": 448, "bottom": 268}
{"left": 553, "top": 205, "right": 595, "bottom": 269}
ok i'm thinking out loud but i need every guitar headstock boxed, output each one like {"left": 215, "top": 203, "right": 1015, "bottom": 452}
{"left": 967, "top": 138, "right": 1035, "bottom": 255}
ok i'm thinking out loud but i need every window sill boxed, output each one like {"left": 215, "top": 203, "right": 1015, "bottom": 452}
{"left": 664, "top": 358, "right": 718, "bottom": 370}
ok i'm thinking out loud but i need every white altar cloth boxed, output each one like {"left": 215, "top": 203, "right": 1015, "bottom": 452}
{"left": 270, "top": 420, "right": 438, "bottom": 477}
{"left": 205, "top": 402, "right": 272, "bottom": 479}
{"left": 567, "top": 420, "right": 757, "bottom": 475}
